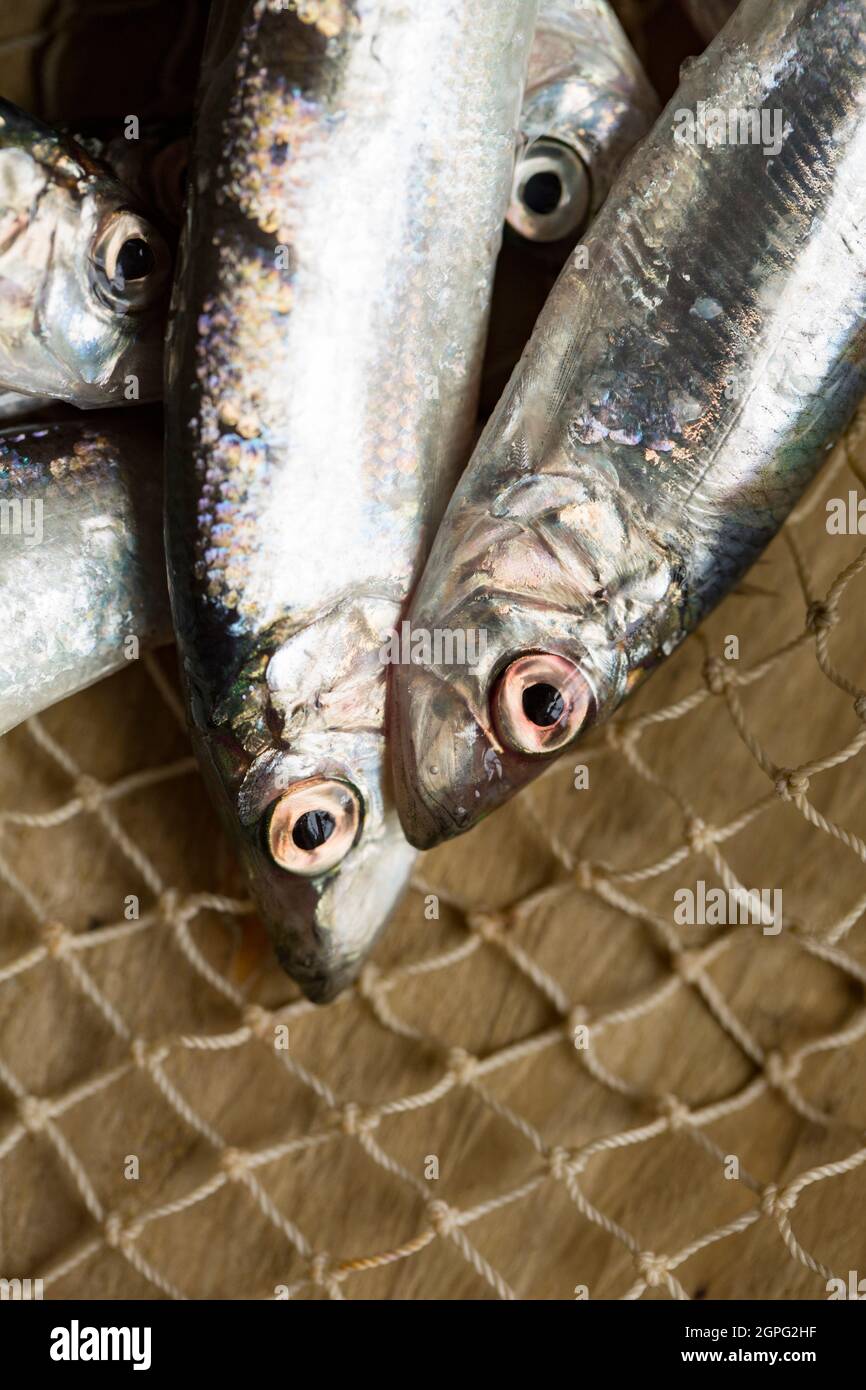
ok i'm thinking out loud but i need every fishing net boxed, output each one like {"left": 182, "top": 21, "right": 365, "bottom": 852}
{"left": 3, "top": 0, "right": 866, "bottom": 1303}
{"left": 2, "top": 404, "right": 866, "bottom": 1300}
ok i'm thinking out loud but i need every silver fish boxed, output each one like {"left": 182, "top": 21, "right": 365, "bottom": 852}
{"left": 680, "top": 0, "right": 740, "bottom": 43}
{"left": 0, "top": 411, "right": 168, "bottom": 735}
{"left": 165, "top": 0, "right": 538, "bottom": 1002}
{"left": 507, "top": 0, "right": 658, "bottom": 244}
{"left": 0, "top": 99, "right": 172, "bottom": 406}
{"left": 391, "top": 0, "right": 866, "bottom": 850}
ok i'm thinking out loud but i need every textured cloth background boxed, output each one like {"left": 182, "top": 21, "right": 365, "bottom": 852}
{"left": 1, "top": 0, "right": 865, "bottom": 1301}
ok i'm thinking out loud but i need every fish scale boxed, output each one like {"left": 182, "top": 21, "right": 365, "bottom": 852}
{"left": 165, "top": 0, "right": 538, "bottom": 1000}
{"left": 391, "top": 0, "right": 866, "bottom": 851}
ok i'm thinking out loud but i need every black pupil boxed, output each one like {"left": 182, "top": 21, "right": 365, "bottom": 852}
{"left": 292, "top": 809, "right": 336, "bottom": 852}
{"left": 116, "top": 237, "right": 155, "bottom": 283}
{"left": 522, "top": 682, "right": 565, "bottom": 728}
{"left": 523, "top": 170, "right": 562, "bottom": 215}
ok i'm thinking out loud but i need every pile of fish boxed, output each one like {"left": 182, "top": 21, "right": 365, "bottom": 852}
{"left": 2, "top": 0, "right": 864, "bottom": 1002}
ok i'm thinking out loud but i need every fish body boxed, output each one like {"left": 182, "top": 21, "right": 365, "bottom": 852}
{"left": 165, "top": 0, "right": 537, "bottom": 1001}
{"left": 508, "top": 0, "right": 658, "bottom": 243}
{"left": 391, "top": 0, "right": 866, "bottom": 849}
{"left": 0, "top": 411, "right": 168, "bottom": 735}
{"left": 0, "top": 99, "right": 171, "bottom": 405}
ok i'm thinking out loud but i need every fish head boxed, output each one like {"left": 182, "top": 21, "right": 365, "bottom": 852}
{"left": 0, "top": 100, "right": 171, "bottom": 405}
{"left": 198, "top": 598, "right": 416, "bottom": 1002}
{"left": 390, "top": 444, "right": 679, "bottom": 849}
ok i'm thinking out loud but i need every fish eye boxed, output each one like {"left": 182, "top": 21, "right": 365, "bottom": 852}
{"left": 266, "top": 777, "right": 362, "bottom": 877}
{"left": 507, "top": 137, "right": 591, "bottom": 243}
{"left": 491, "top": 652, "right": 594, "bottom": 755}
{"left": 91, "top": 209, "right": 171, "bottom": 312}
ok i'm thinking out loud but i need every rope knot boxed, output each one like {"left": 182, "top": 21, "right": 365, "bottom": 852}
{"left": 130, "top": 1037, "right": 170, "bottom": 1070}
{"left": 567, "top": 1005, "right": 591, "bottom": 1047}
{"left": 74, "top": 774, "right": 104, "bottom": 812}
{"left": 657, "top": 1093, "right": 691, "bottom": 1131}
{"left": 467, "top": 911, "right": 504, "bottom": 942}
{"left": 242, "top": 1004, "right": 272, "bottom": 1040}
{"left": 447, "top": 1047, "right": 478, "bottom": 1084}
{"left": 104, "top": 1213, "right": 135, "bottom": 1252}
{"left": 157, "top": 889, "right": 182, "bottom": 924}
{"left": 548, "top": 1146, "right": 571, "bottom": 1181}
{"left": 765, "top": 1050, "right": 801, "bottom": 1088}
{"left": 672, "top": 950, "right": 702, "bottom": 984}
{"left": 605, "top": 723, "right": 635, "bottom": 754}
{"left": 18, "top": 1095, "right": 51, "bottom": 1133}
{"left": 357, "top": 962, "right": 383, "bottom": 1001}
{"left": 220, "top": 1146, "right": 251, "bottom": 1180}
{"left": 41, "top": 920, "right": 70, "bottom": 958}
{"left": 309, "top": 1252, "right": 333, "bottom": 1287}
{"left": 686, "top": 817, "right": 714, "bottom": 854}
{"left": 805, "top": 600, "right": 838, "bottom": 634}
{"left": 428, "top": 1199, "right": 458, "bottom": 1237}
{"left": 703, "top": 656, "right": 730, "bottom": 696}
{"left": 575, "top": 861, "right": 596, "bottom": 893}
{"left": 761, "top": 1183, "right": 797, "bottom": 1219}
{"left": 335, "top": 1101, "right": 380, "bottom": 1136}
{"left": 773, "top": 768, "right": 810, "bottom": 801}
{"left": 637, "top": 1251, "right": 671, "bottom": 1288}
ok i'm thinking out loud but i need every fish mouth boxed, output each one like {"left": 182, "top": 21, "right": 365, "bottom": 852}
{"left": 277, "top": 948, "right": 361, "bottom": 1005}
{"left": 390, "top": 663, "right": 506, "bottom": 851}
{"left": 242, "top": 809, "right": 416, "bottom": 1003}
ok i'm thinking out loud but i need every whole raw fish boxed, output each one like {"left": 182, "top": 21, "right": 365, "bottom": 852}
{"left": 391, "top": 0, "right": 866, "bottom": 849}
{"left": 507, "top": 0, "right": 658, "bottom": 244}
{"left": 0, "top": 411, "right": 168, "bottom": 735}
{"left": 165, "top": 0, "right": 538, "bottom": 1001}
{"left": 0, "top": 99, "right": 171, "bottom": 405}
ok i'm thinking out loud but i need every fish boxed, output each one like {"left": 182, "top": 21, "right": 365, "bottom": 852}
{"left": 165, "top": 0, "right": 538, "bottom": 1002}
{"left": 0, "top": 410, "right": 168, "bottom": 736}
{"left": 0, "top": 98, "right": 172, "bottom": 406}
{"left": 481, "top": 0, "right": 658, "bottom": 415}
{"left": 680, "top": 0, "right": 740, "bottom": 43}
{"left": 390, "top": 0, "right": 866, "bottom": 850}
{"left": 507, "top": 0, "right": 658, "bottom": 244}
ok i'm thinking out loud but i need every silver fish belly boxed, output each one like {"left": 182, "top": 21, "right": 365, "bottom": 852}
{"left": 0, "top": 99, "right": 171, "bottom": 406}
{"left": 507, "top": 0, "right": 658, "bottom": 243}
{"left": 391, "top": 0, "right": 866, "bottom": 850}
{"left": 0, "top": 412, "right": 168, "bottom": 735}
{"left": 165, "top": 0, "right": 538, "bottom": 1002}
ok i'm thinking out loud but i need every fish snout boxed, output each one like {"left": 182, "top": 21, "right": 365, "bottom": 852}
{"left": 240, "top": 798, "right": 415, "bottom": 1004}
{"left": 390, "top": 659, "right": 504, "bottom": 849}
{"left": 391, "top": 651, "right": 596, "bottom": 848}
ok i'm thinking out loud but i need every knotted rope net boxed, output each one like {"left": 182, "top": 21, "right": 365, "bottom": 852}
{"left": 1, "top": 399, "right": 865, "bottom": 1300}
